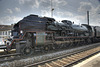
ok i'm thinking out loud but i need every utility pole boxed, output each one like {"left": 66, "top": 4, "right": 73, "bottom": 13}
{"left": 87, "top": 11, "right": 89, "bottom": 25}
{"left": 51, "top": 0, "right": 54, "bottom": 17}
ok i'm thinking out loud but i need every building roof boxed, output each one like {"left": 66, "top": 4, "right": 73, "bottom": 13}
{"left": 0, "top": 25, "right": 13, "bottom": 31}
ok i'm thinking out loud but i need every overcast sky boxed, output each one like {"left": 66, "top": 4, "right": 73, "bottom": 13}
{"left": 0, "top": 0, "right": 100, "bottom": 26}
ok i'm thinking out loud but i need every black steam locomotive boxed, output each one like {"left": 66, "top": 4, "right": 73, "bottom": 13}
{"left": 4, "top": 14, "right": 100, "bottom": 55}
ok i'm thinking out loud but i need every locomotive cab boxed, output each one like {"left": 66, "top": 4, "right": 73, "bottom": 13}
{"left": 11, "top": 23, "right": 20, "bottom": 38}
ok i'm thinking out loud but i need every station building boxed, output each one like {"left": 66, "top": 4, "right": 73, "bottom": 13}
{"left": 0, "top": 25, "right": 13, "bottom": 45}
{"left": 0, "top": 25, "right": 13, "bottom": 38}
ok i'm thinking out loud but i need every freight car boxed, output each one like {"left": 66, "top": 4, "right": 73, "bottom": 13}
{"left": 4, "top": 14, "right": 100, "bottom": 55}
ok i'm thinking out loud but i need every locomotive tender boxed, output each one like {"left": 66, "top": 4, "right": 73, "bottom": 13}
{"left": 4, "top": 14, "right": 100, "bottom": 55}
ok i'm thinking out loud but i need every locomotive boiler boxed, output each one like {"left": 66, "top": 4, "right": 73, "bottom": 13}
{"left": 4, "top": 14, "right": 100, "bottom": 55}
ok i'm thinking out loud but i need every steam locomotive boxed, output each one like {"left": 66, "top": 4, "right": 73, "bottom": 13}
{"left": 4, "top": 14, "right": 100, "bottom": 55}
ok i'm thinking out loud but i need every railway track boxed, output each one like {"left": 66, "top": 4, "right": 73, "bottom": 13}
{"left": 0, "top": 49, "right": 20, "bottom": 63}
{"left": 0, "top": 53, "right": 21, "bottom": 63}
{"left": 24, "top": 45, "right": 100, "bottom": 67}
{"left": 0, "top": 43, "right": 100, "bottom": 67}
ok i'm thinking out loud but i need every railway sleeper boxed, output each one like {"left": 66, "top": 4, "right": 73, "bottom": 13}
{"left": 39, "top": 64, "right": 51, "bottom": 67}
{"left": 62, "top": 58, "right": 74, "bottom": 63}
{"left": 45, "top": 63, "right": 53, "bottom": 67}
{"left": 48, "top": 62, "right": 60, "bottom": 67}
{"left": 70, "top": 55, "right": 81, "bottom": 60}
{"left": 57, "top": 59, "right": 67, "bottom": 64}
{"left": 64, "top": 57, "right": 78, "bottom": 62}
{"left": 51, "top": 61, "right": 62, "bottom": 67}
{"left": 73, "top": 54, "right": 84, "bottom": 58}
{"left": 54, "top": 60, "right": 66, "bottom": 66}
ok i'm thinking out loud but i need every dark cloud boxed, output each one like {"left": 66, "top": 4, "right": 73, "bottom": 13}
{"left": 98, "top": 0, "right": 100, "bottom": 2}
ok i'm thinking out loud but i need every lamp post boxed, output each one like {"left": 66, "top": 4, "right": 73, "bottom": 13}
{"left": 87, "top": 11, "right": 89, "bottom": 25}
{"left": 51, "top": 0, "right": 54, "bottom": 17}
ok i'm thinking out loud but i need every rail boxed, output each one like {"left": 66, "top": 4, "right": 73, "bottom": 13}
{"left": 24, "top": 44, "right": 100, "bottom": 67}
{"left": 0, "top": 53, "right": 21, "bottom": 63}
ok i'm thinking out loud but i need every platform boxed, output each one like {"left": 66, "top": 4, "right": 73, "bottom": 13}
{"left": 73, "top": 52, "right": 100, "bottom": 67}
